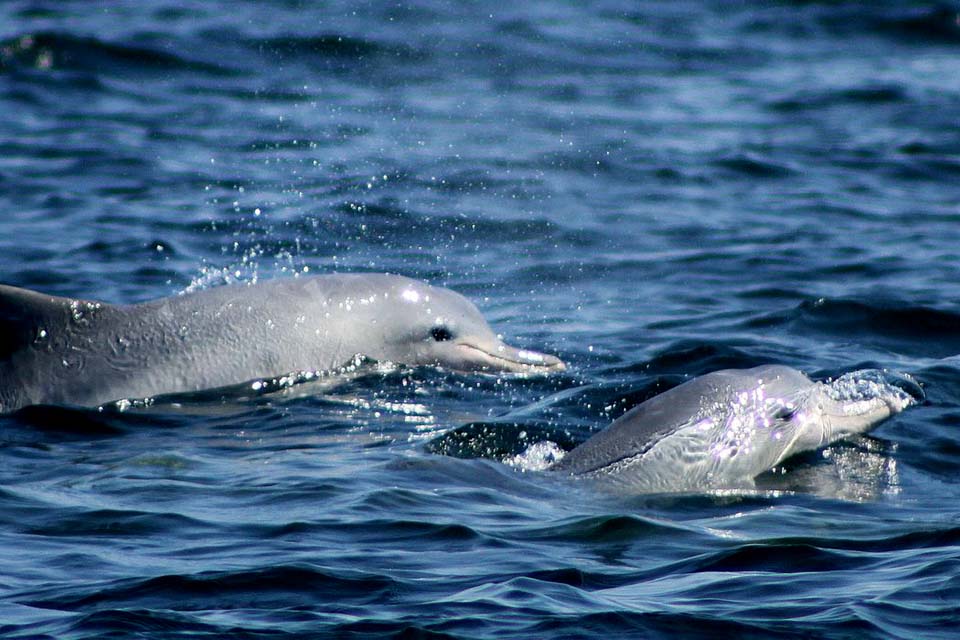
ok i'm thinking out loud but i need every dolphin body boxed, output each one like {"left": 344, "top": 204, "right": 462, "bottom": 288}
{"left": 552, "top": 365, "right": 914, "bottom": 493}
{"left": 0, "top": 274, "right": 564, "bottom": 412}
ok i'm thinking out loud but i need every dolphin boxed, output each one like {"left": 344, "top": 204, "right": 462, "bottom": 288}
{"left": 0, "top": 273, "right": 564, "bottom": 412}
{"left": 552, "top": 365, "right": 915, "bottom": 493}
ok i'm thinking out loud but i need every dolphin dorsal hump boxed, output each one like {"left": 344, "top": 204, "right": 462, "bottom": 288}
{"left": 0, "top": 285, "right": 80, "bottom": 360}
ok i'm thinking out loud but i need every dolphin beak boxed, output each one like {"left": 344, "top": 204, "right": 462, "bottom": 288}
{"left": 816, "top": 372, "right": 919, "bottom": 439}
{"left": 456, "top": 340, "right": 566, "bottom": 374}
{"left": 820, "top": 395, "right": 897, "bottom": 439}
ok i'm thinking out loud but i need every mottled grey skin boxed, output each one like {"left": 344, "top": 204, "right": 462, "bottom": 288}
{"left": 0, "top": 274, "right": 564, "bottom": 412}
{"left": 553, "top": 365, "right": 906, "bottom": 493}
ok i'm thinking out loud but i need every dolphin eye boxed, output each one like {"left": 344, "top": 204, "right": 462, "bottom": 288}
{"left": 430, "top": 326, "right": 454, "bottom": 342}
{"left": 773, "top": 406, "right": 797, "bottom": 421}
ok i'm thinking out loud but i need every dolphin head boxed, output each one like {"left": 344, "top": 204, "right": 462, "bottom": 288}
{"left": 553, "top": 365, "right": 915, "bottom": 492}
{"left": 321, "top": 275, "right": 565, "bottom": 374}
{"left": 707, "top": 367, "right": 917, "bottom": 476}
{"left": 783, "top": 369, "right": 918, "bottom": 456}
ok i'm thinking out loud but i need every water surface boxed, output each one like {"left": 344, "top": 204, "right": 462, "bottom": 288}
{"left": 2, "top": 1, "right": 960, "bottom": 638}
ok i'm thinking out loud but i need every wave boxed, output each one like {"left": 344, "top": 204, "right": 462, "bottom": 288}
{"left": 0, "top": 32, "right": 232, "bottom": 76}
{"left": 769, "top": 84, "right": 909, "bottom": 113}
{"left": 633, "top": 341, "right": 762, "bottom": 376}
{"left": 772, "top": 3, "right": 960, "bottom": 46}
{"left": 21, "top": 508, "right": 205, "bottom": 538}
{"left": 518, "top": 513, "right": 695, "bottom": 544}
{"left": 21, "top": 564, "right": 398, "bottom": 613}
{"left": 869, "top": 5, "right": 960, "bottom": 45}
{"left": 748, "top": 298, "right": 960, "bottom": 358}
{"left": 3, "top": 404, "right": 175, "bottom": 438}
{"left": 693, "top": 541, "right": 867, "bottom": 573}
{"left": 248, "top": 34, "right": 423, "bottom": 63}
{"left": 712, "top": 155, "right": 796, "bottom": 179}
{"left": 261, "top": 518, "right": 481, "bottom": 545}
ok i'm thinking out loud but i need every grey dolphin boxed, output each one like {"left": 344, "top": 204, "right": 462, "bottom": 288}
{"left": 552, "top": 365, "right": 914, "bottom": 493}
{"left": 0, "top": 273, "right": 564, "bottom": 412}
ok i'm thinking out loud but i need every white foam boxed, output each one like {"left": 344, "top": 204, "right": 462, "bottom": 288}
{"left": 503, "top": 441, "right": 566, "bottom": 472}
{"left": 824, "top": 369, "right": 922, "bottom": 414}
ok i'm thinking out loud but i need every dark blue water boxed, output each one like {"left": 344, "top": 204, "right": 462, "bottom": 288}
{"left": 2, "top": 1, "right": 960, "bottom": 637}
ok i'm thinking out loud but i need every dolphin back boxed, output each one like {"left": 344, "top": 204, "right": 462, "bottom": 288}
{"left": 0, "top": 285, "right": 80, "bottom": 410}
{"left": 552, "top": 365, "right": 818, "bottom": 489}
{"left": 0, "top": 285, "right": 81, "bottom": 360}
{"left": 552, "top": 369, "right": 759, "bottom": 476}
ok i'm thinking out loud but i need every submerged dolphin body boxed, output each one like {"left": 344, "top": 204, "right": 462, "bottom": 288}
{"left": 552, "top": 365, "right": 914, "bottom": 493}
{"left": 0, "top": 274, "right": 564, "bottom": 412}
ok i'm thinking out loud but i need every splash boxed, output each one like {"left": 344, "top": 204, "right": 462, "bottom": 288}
{"left": 823, "top": 369, "right": 923, "bottom": 414}
{"left": 503, "top": 441, "right": 566, "bottom": 472}
{"left": 183, "top": 243, "right": 310, "bottom": 294}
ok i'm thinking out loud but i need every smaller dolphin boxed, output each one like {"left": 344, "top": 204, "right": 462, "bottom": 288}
{"left": 0, "top": 273, "right": 564, "bottom": 412}
{"left": 552, "top": 365, "right": 915, "bottom": 493}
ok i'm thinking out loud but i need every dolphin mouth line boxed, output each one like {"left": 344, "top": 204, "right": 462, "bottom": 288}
{"left": 456, "top": 342, "right": 566, "bottom": 373}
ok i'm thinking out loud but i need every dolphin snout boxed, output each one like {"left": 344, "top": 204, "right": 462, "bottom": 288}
{"left": 513, "top": 348, "right": 566, "bottom": 371}
{"left": 457, "top": 341, "right": 566, "bottom": 374}
{"left": 493, "top": 342, "right": 566, "bottom": 373}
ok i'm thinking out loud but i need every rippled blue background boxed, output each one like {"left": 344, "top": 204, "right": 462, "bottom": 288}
{"left": 2, "top": 1, "right": 960, "bottom": 638}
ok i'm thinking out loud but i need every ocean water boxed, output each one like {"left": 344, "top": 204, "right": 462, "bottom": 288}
{"left": 1, "top": 0, "right": 960, "bottom": 637}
